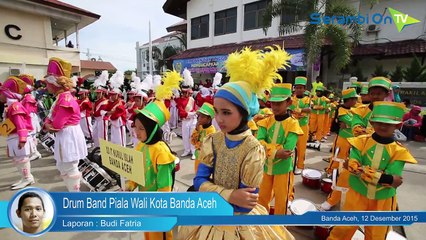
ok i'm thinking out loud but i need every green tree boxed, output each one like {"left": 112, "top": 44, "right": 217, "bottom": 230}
{"left": 161, "top": 46, "right": 179, "bottom": 70}
{"left": 262, "top": 0, "right": 363, "bottom": 71}
{"left": 172, "top": 33, "right": 187, "bottom": 50}
{"left": 390, "top": 65, "right": 404, "bottom": 82}
{"left": 371, "top": 65, "right": 390, "bottom": 78}
{"left": 352, "top": 66, "right": 368, "bottom": 82}
{"left": 403, "top": 56, "right": 426, "bottom": 82}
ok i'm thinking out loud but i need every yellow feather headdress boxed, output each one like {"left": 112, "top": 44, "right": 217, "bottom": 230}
{"left": 155, "top": 70, "right": 183, "bottom": 100}
{"left": 225, "top": 45, "right": 292, "bottom": 94}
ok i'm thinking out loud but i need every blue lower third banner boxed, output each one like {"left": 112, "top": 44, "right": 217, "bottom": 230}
{"left": 52, "top": 216, "right": 176, "bottom": 232}
{"left": 52, "top": 192, "right": 232, "bottom": 216}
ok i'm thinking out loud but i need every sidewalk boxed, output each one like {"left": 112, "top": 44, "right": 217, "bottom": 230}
{"left": 1, "top": 134, "right": 425, "bottom": 240}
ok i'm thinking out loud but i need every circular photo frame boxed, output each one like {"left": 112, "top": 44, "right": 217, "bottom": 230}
{"left": 8, "top": 187, "right": 56, "bottom": 237}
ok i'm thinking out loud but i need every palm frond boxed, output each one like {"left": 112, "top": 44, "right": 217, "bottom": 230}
{"left": 324, "top": 25, "right": 352, "bottom": 70}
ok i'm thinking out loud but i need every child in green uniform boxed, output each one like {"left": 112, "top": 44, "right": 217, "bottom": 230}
{"left": 328, "top": 101, "right": 417, "bottom": 240}
{"left": 127, "top": 71, "right": 182, "bottom": 240}
{"left": 257, "top": 83, "right": 304, "bottom": 215}
{"left": 191, "top": 102, "right": 216, "bottom": 173}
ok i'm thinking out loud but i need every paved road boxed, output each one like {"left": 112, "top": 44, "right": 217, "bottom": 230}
{"left": 1, "top": 132, "right": 425, "bottom": 240}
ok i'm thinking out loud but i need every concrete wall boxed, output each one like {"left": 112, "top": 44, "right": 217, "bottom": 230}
{"left": 0, "top": 7, "right": 80, "bottom": 81}
{"left": 358, "top": 0, "right": 426, "bottom": 44}
{"left": 186, "top": 0, "right": 305, "bottom": 49}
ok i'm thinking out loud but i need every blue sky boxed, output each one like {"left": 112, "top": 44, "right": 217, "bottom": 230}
{"left": 61, "top": 0, "right": 182, "bottom": 71}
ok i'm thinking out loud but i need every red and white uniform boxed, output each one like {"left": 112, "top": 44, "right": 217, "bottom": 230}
{"left": 21, "top": 93, "right": 41, "bottom": 153}
{"left": 176, "top": 95, "right": 197, "bottom": 155}
{"left": 78, "top": 97, "right": 93, "bottom": 140}
{"left": 127, "top": 104, "right": 143, "bottom": 147}
{"left": 92, "top": 97, "right": 109, "bottom": 148}
{"left": 106, "top": 99, "right": 127, "bottom": 146}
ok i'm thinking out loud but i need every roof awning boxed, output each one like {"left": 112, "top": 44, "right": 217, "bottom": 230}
{"left": 171, "top": 34, "right": 306, "bottom": 60}
{"left": 352, "top": 39, "right": 426, "bottom": 57}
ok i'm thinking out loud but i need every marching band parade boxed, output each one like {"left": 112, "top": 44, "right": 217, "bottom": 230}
{"left": 1, "top": 0, "right": 426, "bottom": 239}
{"left": 1, "top": 46, "right": 421, "bottom": 239}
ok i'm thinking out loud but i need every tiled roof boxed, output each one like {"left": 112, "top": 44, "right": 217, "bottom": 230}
{"left": 80, "top": 60, "right": 116, "bottom": 71}
{"left": 353, "top": 39, "right": 426, "bottom": 57}
{"left": 171, "top": 34, "right": 306, "bottom": 60}
{"left": 28, "top": 0, "right": 100, "bottom": 19}
{"left": 141, "top": 32, "right": 181, "bottom": 47}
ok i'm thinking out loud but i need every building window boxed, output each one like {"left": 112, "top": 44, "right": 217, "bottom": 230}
{"left": 191, "top": 15, "right": 209, "bottom": 40}
{"left": 281, "top": 0, "right": 314, "bottom": 24}
{"left": 244, "top": 0, "right": 270, "bottom": 31}
{"left": 215, "top": 7, "right": 237, "bottom": 36}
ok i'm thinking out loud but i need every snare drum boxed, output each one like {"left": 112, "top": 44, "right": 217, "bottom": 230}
{"left": 80, "top": 159, "right": 116, "bottom": 192}
{"left": 302, "top": 169, "right": 322, "bottom": 189}
{"left": 314, "top": 226, "right": 333, "bottom": 240}
{"left": 39, "top": 132, "right": 55, "bottom": 153}
{"left": 290, "top": 199, "right": 318, "bottom": 229}
{"left": 174, "top": 157, "right": 181, "bottom": 172}
{"left": 386, "top": 230, "right": 406, "bottom": 240}
{"left": 352, "top": 229, "right": 365, "bottom": 240}
{"left": 321, "top": 178, "right": 333, "bottom": 194}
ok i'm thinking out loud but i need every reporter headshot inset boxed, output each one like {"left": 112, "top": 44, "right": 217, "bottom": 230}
{"left": 9, "top": 188, "right": 55, "bottom": 237}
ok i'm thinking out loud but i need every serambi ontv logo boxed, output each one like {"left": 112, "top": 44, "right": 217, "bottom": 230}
{"left": 310, "top": 8, "right": 421, "bottom": 32}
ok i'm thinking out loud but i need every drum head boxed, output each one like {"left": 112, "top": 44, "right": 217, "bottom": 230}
{"left": 322, "top": 178, "right": 332, "bottom": 183}
{"left": 352, "top": 229, "right": 365, "bottom": 240}
{"left": 302, "top": 169, "right": 322, "bottom": 179}
{"left": 290, "top": 199, "right": 317, "bottom": 215}
{"left": 386, "top": 231, "right": 406, "bottom": 240}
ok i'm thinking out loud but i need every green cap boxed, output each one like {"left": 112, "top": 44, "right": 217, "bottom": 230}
{"left": 360, "top": 85, "right": 368, "bottom": 95}
{"left": 136, "top": 100, "right": 170, "bottom": 127}
{"left": 342, "top": 88, "right": 359, "bottom": 99}
{"left": 368, "top": 77, "right": 392, "bottom": 91}
{"left": 294, "top": 76, "right": 307, "bottom": 86}
{"left": 197, "top": 102, "right": 215, "bottom": 118}
{"left": 351, "top": 82, "right": 362, "bottom": 88}
{"left": 316, "top": 86, "right": 324, "bottom": 92}
{"left": 370, "top": 101, "right": 405, "bottom": 124}
{"left": 269, "top": 83, "right": 292, "bottom": 102}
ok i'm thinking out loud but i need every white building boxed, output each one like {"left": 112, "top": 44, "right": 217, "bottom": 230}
{"left": 0, "top": 0, "right": 99, "bottom": 81}
{"left": 163, "top": 0, "right": 426, "bottom": 88}
{"left": 325, "top": 0, "right": 426, "bottom": 88}
{"left": 136, "top": 32, "right": 184, "bottom": 77}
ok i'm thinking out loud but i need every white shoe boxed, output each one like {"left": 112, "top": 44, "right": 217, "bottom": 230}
{"left": 294, "top": 168, "right": 303, "bottom": 175}
{"left": 191, "top": 154, "right": 196, "bottom": 160}
{"left": 29, "top": 152, "right": 42, "bottom": 161}
{"left": 180, "top": 151, "right": 190, "bottom": 157}
{"left": 11, "top": 178, "right": 24, "bottom": 187}
{"left": 320, "top": 201, "right": 332, "bottom": 211}
{"left": 11, "top": 177, "right": 35, "bottom": 190}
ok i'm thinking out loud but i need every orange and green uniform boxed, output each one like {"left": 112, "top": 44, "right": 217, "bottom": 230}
{"left": 191, "top": 124, "right": 216, "bottom": 173}
{"left": 257, "top": 83, "right": 304, "bottom": 215}
{"left": 329, "top": 101, "right": 416, "bottom": 240}
{"left": 352, "top": 77, "right": 392, "bottom": 137}
{"left": 257, "top": 114, "right": 303, "bottom": 215}
{"left": 289, "top": 95, "right": 310, "bottom": 169}
{"left": 309, "top": 94, "right": 329, "bottom": 140}
{"left": 325, "top": 100, "right": 337, "bottom": 134}
{"left": 127, "top": 100, "right": 175, "bottom": 240}
{"left": 328, "top": 134, "right": 417, "bottom": 240}
{"left": 351, "top": 103, "right": 373, "bottom": 137}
